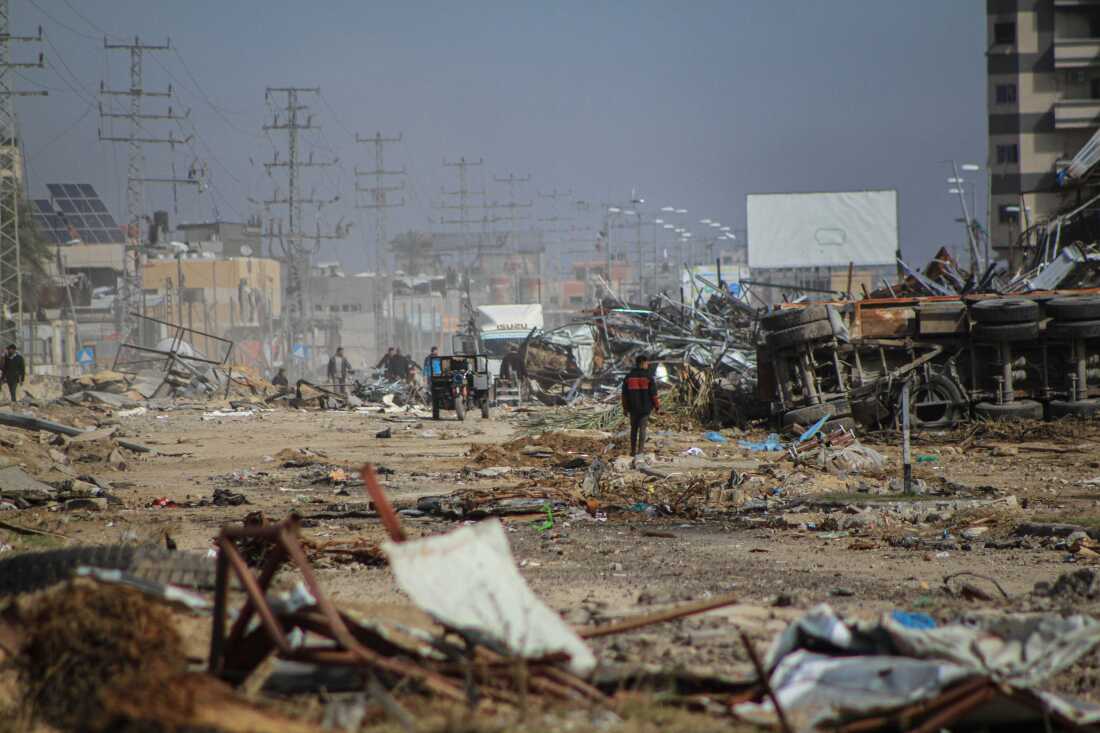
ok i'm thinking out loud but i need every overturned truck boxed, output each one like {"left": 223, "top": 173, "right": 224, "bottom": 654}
{"left": 758, "top": 291, "right": 1100, "bottom": 431}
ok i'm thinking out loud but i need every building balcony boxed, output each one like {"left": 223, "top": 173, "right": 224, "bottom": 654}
{"left": 1055, "top": 38, "right": 1100, "bottom": 68}
{"left": 1055, "top": 98, "right": 1100, "bottom": 128}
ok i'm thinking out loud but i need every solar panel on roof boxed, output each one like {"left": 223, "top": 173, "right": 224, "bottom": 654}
{"left": 89, "top": 199, "right": 106, "bottom": 213}
{"left": 46, "top": 184, "right": 65, "bottom": 198}
{"left": 56, "top": 199, "right": 74, "bottom": 213}
{"left": 62, "top": 184, "right": 81, "bottom": 197}
{"left": 33, "top": 199, "right": 51, "bottom": 213}
{"left": 73, "top": 199, "right": 90, "bottom": 213}
{"left": 78, "top": 184, "right": 96, "bottom": 197}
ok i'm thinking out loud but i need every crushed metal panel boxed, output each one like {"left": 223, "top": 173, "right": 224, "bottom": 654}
{"left": 383, "top": 519, "right": 596, "bottom": 677}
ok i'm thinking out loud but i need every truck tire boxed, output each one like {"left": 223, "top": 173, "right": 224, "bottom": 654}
{"left": 969, "top": 298, "right": 1039, "bottom": 324}
{"left": 1049, "top": 399, "right": 1100, "bottom": 419}
{"left": 907, "top": 374, "right": 967, "bottom": 429}
{"left": 761, "top": 305, "right": 829, "bottom": 333}
{"left": 781, "top": 400, "right": 848, "bottom": 428}
{"left": 0, "top": 546, "right": 215, "bottom": 597}
{"left": 1046, "top": 319, "right": 1100, "bottom": 340}
{"left": 432, "top": 399, "right": 440, "bottom": 420}
{"left": 455, "top": 398, "right": 466, "bottom": 421}
{"left": 971, "top": 321, "right": 1039, "bottom": 342}
{"left": 1044, "top": 296, "right": 1100, "bottom": 322}
{"left": 766, "top": 320, "right": 834, "bottom": 350}
{"left": 973, "top": 400, "right": 1043, "bottom": 421}
{"left": 481, "top": 399, "right": 491, "bottom": 419}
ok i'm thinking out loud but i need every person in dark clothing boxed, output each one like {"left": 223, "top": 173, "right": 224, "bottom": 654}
{"left": 388, "top": 348, "right": 409, "bottom": 381}
{"left": 621, "top": 354, "right": 659, "bottom": 456}
{"left": 1, "top": 344, "right": 24, "bottom": 402}
{"left": 376, "top": 347, "right": 395, "bottom": 374}
{"left": 327, "top": 347, "right": 351, "bottom": 394}
{"left": 271, "top": 367, "right": 289, "bottom": 390}
{"left": 499, "top": 345, "right": 525, "bottom": 382}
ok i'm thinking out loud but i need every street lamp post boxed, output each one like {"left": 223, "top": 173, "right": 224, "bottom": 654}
{"left": 945, "top": 161, "right": 982, "bottom": 273}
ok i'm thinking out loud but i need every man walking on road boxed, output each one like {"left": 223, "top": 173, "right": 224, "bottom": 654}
{"left": 327, "top": 347, "right": 351, "bottom": 395}
{"left": 1, "top": 344, "right": 25, "bottom": 402}
{"left": 621, "top": 354, "right": 659, "bottom": 457}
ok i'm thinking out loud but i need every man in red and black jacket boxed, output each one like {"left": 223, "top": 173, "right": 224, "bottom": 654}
{"left": 621, "top": 354, "right": 659, "bottom": 456}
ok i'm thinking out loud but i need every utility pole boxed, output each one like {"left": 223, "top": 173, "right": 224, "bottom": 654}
{"left": 441, "top": 157, "right": 486, "bottom": 266}
{"left": 492, "top": 173, "right": 532, "bottom": 251}
{"left": 100, "top": 36, "right": 196, "bottom": 342}
{"left": 0, "top": 2, "right": 44, "bottom": 348}
{"left": 354, "top": 132, "right": 404, "bottom": 272}
{"left": 263, "top": 86, "right": 345, "bottom": 376}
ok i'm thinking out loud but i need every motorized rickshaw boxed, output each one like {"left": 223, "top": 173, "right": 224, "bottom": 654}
{"left": 428, "top": 350, "right": 493, "bottom": 421}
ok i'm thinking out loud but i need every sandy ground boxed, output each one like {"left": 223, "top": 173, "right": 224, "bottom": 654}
{"left": 5, "top": 398, "right": 1100, "bottom": 727}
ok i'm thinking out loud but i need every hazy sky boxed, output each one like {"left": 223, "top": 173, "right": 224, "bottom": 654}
{"left": 13, "top": 0, "right": 987, "bottom": 271}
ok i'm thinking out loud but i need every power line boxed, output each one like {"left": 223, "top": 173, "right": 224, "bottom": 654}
{"left": 25, "top": 99, "right": 94, "bottom": 160}
{"left": 24, "top": 0, "right": 98, "bottom": 41}
{"left": 41, "top": 32, "right": 97, "bottom": 105}
{"left": 60, "top": 0, "right": 107, "bottom": 36}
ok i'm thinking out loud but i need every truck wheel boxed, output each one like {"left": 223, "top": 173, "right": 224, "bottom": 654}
{"left": 1047, "top": 319, "right": 1100, "bottom": 340}
{"left": 781, "top": 401, "right": 838, "bottom": 428}
{"left": 761, "top": 305, "right": 829, "bottom": 333}
{"left": 971, "top": 321, "right": 1039, "bottom": 342}
{"left": 455, "top": 398, "right": 466, "bottom": 421}
{"left": 907, "top": 374, "right": 966, "bottom": 429}
{"left": 969, "top": 298, "right": 1039, "bottom": 324}
{"left": 974, "top": 400, "right": 1043, "bottom": 421}
{"left": 1044, "top": 296, "right": 1100, "bottom": 322}
{"left": 1049, "top": 399, "right": 1100, "bottom": 419}
{"left": 766, "top": 320, "right": 834, "bottom": 350}
{"left": 481, "top": 399, "right": 491, "bottom": 419}
{"left": 432, "top": 399, "right": 440, "bottom": 421}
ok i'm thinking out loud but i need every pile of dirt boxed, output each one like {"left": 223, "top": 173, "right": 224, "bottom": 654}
{"left": 15, "top": 582, "right": 187, "bottom": 730}
{"left": 466, "top": 443, "right": 542, "bottom": 467}
{"left": 1034, "top": 568, "right": 1100, "bottom": 602}
{"left": 502, "top": 430, "right": 623, "bottom": 459}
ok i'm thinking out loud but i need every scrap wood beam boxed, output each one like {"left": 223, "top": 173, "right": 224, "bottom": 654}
{"left": 208, "top": 515, "right": 465, "bottom": 701}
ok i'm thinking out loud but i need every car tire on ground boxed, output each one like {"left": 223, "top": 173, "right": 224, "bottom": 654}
{"left": 971, "top": 321, "right": 1040, "bottom": 342}
{"left": 766, "top": 319, "right": 834, "bottom": 350}
{"left": 969, "top": 298, "right": 1039, "bottom": 324}
{"left": 973, "top": 399, "right": 1044, "bottom": 421}
{"left": 1046, "top": 319, "right": 1100, "bottom": 340}
{"left": 781, "top": 400, "right": 847, "bottom": 428}
{"left": 1049, "top": 399, "right": 1100, "bottom": 419}
{"left": 760, "top": 304, "right": 830, "bottom": 333}
{"left": 1044, "top": 296, "right": 1100, "bottom": 322}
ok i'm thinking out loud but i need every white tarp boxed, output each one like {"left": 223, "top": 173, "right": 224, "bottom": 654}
{"left": 734, "top": 604, "right": 1100, "bottom": 730}
{"left": 747, "top": 190, "right": 898, "bottom": 270}
{"left": 383, "top": 519, "right": 596, "bottom": 677}
{"left": 538, "top": 324, "right": 599, "bottom": 376}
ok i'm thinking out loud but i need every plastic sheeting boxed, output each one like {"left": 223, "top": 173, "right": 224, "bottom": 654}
{"left": 747, "top": 190, "right": 898, "bottom": 270}
{"left": 383, "top": 519, "right": 596, "bottom": 677}
{"left": 734, "top": 603, "right": 1100, "bottom": 730}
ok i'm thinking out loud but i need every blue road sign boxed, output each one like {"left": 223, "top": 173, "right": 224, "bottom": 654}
{"left": 76, "top": 347, "right": 95, "bottom": 366}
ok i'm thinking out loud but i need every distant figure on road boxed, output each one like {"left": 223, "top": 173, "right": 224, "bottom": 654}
{"left": 327, "top": 347, "right": 351, "bottom": 394}
{"left": 423, "top": 346, "right": 440, "bottom": 382}
{"left": 500, "top": 344, "right": 525, "bottom": 382}
{"left": 271, "top": 367, "right": 289, "bottom": 391}
{"left": 1, "top": 344, "right": 24, "bottom": 402}
{"left": 376, "top": 347, "right": 395, "bottom": 376}
{"left": 389, "top": 348, "right": 410, "bottom": 381}
{"left": 621, "top": 354, "right": 659, "bottom": 457}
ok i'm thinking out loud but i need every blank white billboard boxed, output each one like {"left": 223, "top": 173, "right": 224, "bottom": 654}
{"left": 747, "top": 190, "right": 898, "bottom": 270}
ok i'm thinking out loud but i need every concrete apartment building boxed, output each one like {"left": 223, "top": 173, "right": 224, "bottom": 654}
{"left": 987, "top": 0, "right": 1100, "bottom": 264}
